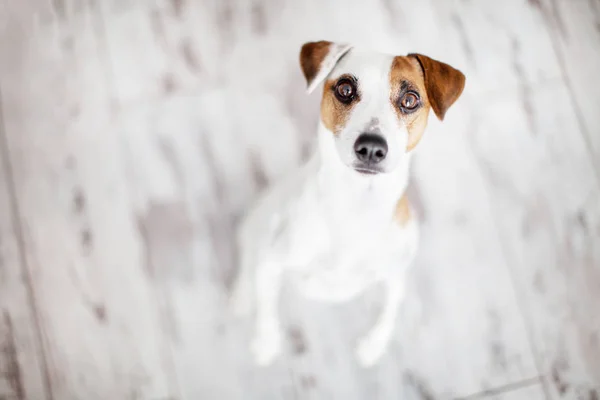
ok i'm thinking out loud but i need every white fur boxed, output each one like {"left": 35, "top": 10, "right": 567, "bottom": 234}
{"left": 231, "top": 48, "right": 420, "bottom": 367}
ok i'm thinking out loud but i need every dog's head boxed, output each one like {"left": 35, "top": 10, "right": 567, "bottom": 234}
{"left": 300, "top": 41, "right": 465, "bottom": 175}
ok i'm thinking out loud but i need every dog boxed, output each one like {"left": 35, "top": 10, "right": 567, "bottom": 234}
{"left": 231, "top": 41, "right": 465, "bottom": 367}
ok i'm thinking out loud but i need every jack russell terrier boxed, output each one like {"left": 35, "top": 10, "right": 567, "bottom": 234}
{"left": 231, "top": 41, "right": 465, "bottom": 367}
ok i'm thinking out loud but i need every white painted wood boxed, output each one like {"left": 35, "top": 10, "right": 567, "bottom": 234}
{"left": 538, "top": 0, "right": 600, "bottom": 171}
{"left": 0, "top": 6, "right": 54, "bottom": 399}
{"left": 0, "top": 2, "right": 178, "bottom": 399}
{"left": 490, "top": 383, "right": 546, "bottom": 400}
{"left": 428, "top": 0, "right": 563, "bottom": 95}
{"left": 0, "top": 118, "right": 49, "bottom": 400}
{"left": 468, "top": 83, "right": 600, "bottom": 399}
{"left": 452, "top": 381, "right": 545, "bottom": 399}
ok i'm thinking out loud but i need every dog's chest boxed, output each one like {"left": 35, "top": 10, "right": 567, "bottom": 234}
{"left": 287, "top": 198, "right": 397, "bottom": 302}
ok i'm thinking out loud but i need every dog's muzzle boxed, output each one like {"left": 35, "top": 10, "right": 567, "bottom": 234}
{"left": 353, "top": 134, "right": 387, "bottom": 174}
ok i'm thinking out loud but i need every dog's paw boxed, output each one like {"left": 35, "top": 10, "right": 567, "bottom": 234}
{"left": 355, "top": 327, "right": 389, "bottom": 367}
{"left": 251, "top": 328, "right": 282, "bottom": 366}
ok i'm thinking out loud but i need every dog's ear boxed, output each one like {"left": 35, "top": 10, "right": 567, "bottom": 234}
{"left": 408, "top": 53, "right": 466, "bottom": 120}
{"left": 300, "top": 41, "right": 352, "bottom": 94}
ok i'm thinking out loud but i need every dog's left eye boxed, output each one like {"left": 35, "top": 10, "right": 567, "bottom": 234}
{"left": 399, "top": 92, "right": 420, "bottom": 112}
{"left": 334, "top": 80, "right": 356, "bottom": 103}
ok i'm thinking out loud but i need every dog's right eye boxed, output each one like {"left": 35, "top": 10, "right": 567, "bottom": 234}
{"left": 334, "top": 80, "right": 356, "bottom": 104}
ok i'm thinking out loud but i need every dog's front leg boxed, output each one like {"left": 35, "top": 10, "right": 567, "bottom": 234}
{"left": 356, "top": 275, "right": 406, "bottom": 367}
{"left": 251, "top": 257, "right": 283, "bottom": 366}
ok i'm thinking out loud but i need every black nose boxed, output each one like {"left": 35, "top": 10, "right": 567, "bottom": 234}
{"left": 354, "top": 134, "right": 388, "bottom": 164}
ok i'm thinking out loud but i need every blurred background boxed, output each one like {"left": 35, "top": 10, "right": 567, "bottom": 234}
{"left": 0, "top": 0, "right": 599, "bottom": 399}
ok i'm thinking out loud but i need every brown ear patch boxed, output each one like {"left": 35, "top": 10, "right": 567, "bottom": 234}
{"left": 389, "top": 56, "right": 431, "bottom": 152}
{"left": 320, "top": 77, "right": 359, "bottom": 134}
{"left": 408, "top": 54, "right": 465, "bottom": 120}
{"left": 300, "top": 41, "right": 332, "bottom": 88}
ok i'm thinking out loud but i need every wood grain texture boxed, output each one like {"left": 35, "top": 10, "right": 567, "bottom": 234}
{"left": 468, "top": 83, "right": 600, "bottom": 399}
{"left": 0, "top": 107, "right": 49, "bottom": 400}
{"left": 0, "top": 2, "right": 178, "bottom": 399}
{"left": 537, "top": 0, "right": 600, "bottom": 173}
{"left": 483, "top": 382, "right": 546, "bottom": 400}
{"left": 427, "top": 0, "right": 563, "bottom": 95}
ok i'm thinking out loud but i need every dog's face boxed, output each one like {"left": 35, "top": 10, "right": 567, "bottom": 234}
{"left": 300, "top": 41, "right": 466, "bottom": 175}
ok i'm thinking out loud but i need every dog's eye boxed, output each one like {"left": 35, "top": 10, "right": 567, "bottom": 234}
{"left": 334, "top": 80, "right": 356, "bottom": 103}
{"left": 399, "top": 92, "right": 420, "bottom": 112}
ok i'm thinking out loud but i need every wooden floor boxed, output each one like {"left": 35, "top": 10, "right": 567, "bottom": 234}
{"left": 0, "top": 0, "right": 599, "bottom": 399}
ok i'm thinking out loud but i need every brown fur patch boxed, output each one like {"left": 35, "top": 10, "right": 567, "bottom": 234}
{"left": 320, "top": 76, "right": 359, "bottom": 134}
{"left": 408, "top": 53, "right": 465, "bottom": 120}
{"left": 300, "top": 41, "right": 332, "bottom": 87}
{"left": 395, "top": 193, "right": 411, "bottom": 226}
{"left": 389, "top": 56, "right": 431, "bottom": 152}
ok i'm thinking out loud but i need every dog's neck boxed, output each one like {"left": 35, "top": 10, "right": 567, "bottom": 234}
{"left": 312, "top": 123, "right": 411, "bottom": 215}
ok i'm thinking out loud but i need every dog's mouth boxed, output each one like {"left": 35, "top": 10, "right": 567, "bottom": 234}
{"left": 353, "top": 166, "right": 383, "bottom": 175}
